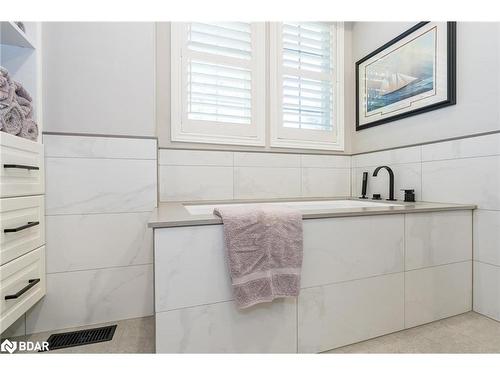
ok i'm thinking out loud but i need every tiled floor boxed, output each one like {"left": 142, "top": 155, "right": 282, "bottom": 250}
{"left": 326, "top": 312, "right": 500, "bottom": 353}
{"left": 3, "top": 312, "right": 500, "bottom": 353}
{"left": 3, "top": 316, "right": 155, "bottom": 354}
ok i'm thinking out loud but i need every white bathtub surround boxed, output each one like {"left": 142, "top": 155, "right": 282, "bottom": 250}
{"left": 156, "top": 299, "right": 297, "bottom": 353}
{"left": 404, "top": 211, "right": 472, "bottom": 270}
{"left": 351, "top": 132, "right": 500, "bottom": 322}
{"left": 153, "top": 208, "right": 473, "bottom": 353}
{"left": 23, "top": 135, "right": 157, "bottom": 334}
{"left": 405, "top": 261, "right": 472, "bottom": 328}
{"left": 159, "top": 149, "right": 351, "bottom": 202}
{"left": 299, "top": 273, "right": 404, "bottom": 353}
{"left": 301, "top": 215, "right": 404, "bottom": 288}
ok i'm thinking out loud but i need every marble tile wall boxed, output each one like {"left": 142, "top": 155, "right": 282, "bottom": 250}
{"left": 22, "top": 135, "right": 157, "bottom": 334}
{"left": 158, "top": 149, "right": 351, "bottom": 202}
{"left": 352, "top": 132, "right": 500, "bottom": 322}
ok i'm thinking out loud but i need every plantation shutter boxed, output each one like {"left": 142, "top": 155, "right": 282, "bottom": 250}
{"left": 282, "top": 22, "right": 334, "bottom": 131}
{"left": 171, "top": 22, "right": 265, "bottom": 146}
{"left": 186, "top": 23, "right": 253, "bottom": 125}
{"left": 270, "top": 22, "right": 343, "bottom": 150}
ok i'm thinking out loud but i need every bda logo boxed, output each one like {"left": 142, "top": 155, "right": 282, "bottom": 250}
{"left": 1, "top": 339, "right": 17, "bottom": 354}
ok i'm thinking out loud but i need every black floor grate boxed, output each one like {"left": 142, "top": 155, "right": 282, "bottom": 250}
{"left": 42, "top": 325, "right": 117, "bottom": 351}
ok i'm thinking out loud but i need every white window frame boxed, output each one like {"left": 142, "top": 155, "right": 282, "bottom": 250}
{"left": 269, "top": 22, "right": 345, "bottom": 151}
{"left": 171, "top": 23, "right": 266, "bottom": 146}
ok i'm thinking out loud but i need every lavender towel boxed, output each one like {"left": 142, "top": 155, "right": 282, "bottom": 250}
{"left": 0, "top": 67, "right": 38, "bottom": 141}
{"left": 20, "top": 118, "right": 38, "bottom": 141}
{"left": 214, "top": 204, "right": 303, "bottom": 309}
{"left": 0, "top": 103, "right": 24, "bottom": 135}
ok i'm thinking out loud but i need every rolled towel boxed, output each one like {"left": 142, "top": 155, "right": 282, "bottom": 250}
{"left": 19, "top": 118, "right": 38, "bottom": 141}
{"left": 0, "top": 66, "right": 11, "bottom": 83}
{"left": 0, "top": 67, "right": 12, "bottom": 102}
{"left": 16, "top": 95, "right": 33, "bottom": 118}
{"left": 0, "top": 103, "right": 24, "bottom": 135}
{"left": 13, "top": 81, "right": 32, "bottom": 103}
{"left": 12, "top": 81, "right": 33, "bottom": 118}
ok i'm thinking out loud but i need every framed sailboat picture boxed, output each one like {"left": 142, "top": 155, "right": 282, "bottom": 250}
{"left": 356, "top": 22, "right": 456, "bottom": 130}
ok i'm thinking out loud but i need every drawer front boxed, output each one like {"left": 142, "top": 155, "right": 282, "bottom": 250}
{"left": 0, "top": 133, "right": 45, "bottom": 198}
{"left": 0, "top": 196, "right": 45, "bottom": 266}
{"left": 1, "top": 246, "right": 46, "bottom": 334}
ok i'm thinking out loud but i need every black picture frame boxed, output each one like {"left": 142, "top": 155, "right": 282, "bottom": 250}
{"left": 355, "top": 22, "right": 456, "bottom": 131}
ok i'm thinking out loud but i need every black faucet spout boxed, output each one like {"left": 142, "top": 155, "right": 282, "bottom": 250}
{"left": 373, "top": 166, "right": 396, "bottom": 201}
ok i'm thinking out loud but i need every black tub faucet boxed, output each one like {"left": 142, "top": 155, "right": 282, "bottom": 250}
{"left": 373, "top": 166, "right": 396, "bottom": 201}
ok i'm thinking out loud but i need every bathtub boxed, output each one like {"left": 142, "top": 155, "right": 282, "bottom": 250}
{"left": 151, "top": 200, "right": 474, "bottom": 353}
{"left": 184, "top": 199, "right": 403, "bottom": 215}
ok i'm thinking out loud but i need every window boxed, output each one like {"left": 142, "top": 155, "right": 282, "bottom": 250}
{"left": 270, "top": 22, "right": 344, "bottom": 150}
{"left": 171, "top": 22, "right": 266, "bottom": 146}
{"left": 169, "top": 22, "right": 344, "bottom": 151}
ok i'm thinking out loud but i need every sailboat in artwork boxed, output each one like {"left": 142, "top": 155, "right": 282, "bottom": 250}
{"left": 380, "top": 73, "right": 418, "bottom": 96}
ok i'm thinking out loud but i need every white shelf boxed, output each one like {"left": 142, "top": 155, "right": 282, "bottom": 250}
{"left": 1, "top": 22, "right": 35, "bottom": 49}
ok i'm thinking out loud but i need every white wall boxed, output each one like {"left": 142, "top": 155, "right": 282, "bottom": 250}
{"left": 351, "top": 133, "right": 500, "bottom": 322}
{"left": 350, "top": 22, "right": 500, "bottom": 153}
{"left": 349, "top": 22, "right": 500, "bottom": 322}
{"left": 24, "top": 135, "right": 157, "bottom": 334}
{"left": 42, "top": 22, "right": 155, "bottom": 137}
{"left": 12, "top": 23, "right": 159, "bottom": 335}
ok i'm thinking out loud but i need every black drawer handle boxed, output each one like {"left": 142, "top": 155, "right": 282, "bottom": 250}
{"left": 3, "top": 164, "right": 39, "bottom": 171}
{"left": 4, "top": 221, "right": 40, "bottom": 233}
{"left": 5, "top": 279, "right": 40, "bottom": 300}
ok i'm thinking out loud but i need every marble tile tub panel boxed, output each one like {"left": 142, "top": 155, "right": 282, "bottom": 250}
{"left": 154, "top": 225, "right": 232, "bottom": 312}
{"left": 156, "top": 298, "right": 297, "bottom": 353}
{"left": 298, "top": 273, "right": 405, "bottom": 353}
{"left": 301, "top": 215, "right": 404, "bottom": 288}
{"left": 405, "top": 211, "right": 472, "bottom": 270}
{"left": 405, "top": 261, "right": 473, "bottom": 328}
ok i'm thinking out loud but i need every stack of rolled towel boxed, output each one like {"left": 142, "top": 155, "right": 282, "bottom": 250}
{"left": 0, "top": 66, "right": 38, "bottom": 141}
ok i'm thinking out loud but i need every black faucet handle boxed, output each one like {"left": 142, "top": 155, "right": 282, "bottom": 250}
{"left": 401, "top": 189, "right": 416, "bottom": 202}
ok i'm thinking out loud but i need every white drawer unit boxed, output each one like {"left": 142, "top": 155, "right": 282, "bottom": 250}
{"left": 0, "top": 133, "right": 45, "bottom": 198}
{"left": 1, "top": 196, "right": 45, "bottom": 266}
{"left": 0, "top": 132, "right": 46, "bottom": 336}
{"left": 0, "top": 246, "right": 46, "bottom": 333}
